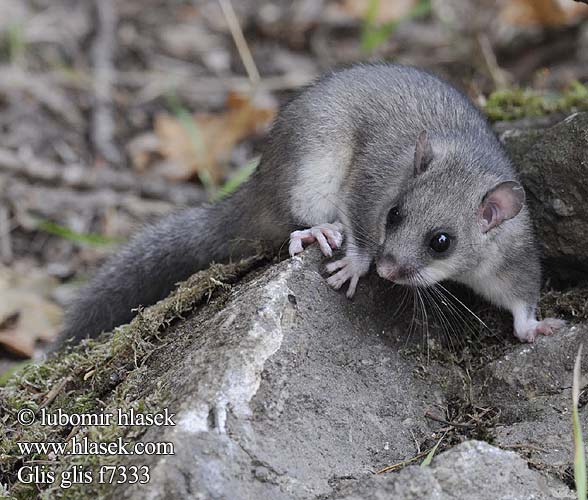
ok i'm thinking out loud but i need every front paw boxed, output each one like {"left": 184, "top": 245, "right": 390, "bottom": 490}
{"left": 325, "top": 256, "right": 368, "bottom": 298}
{"left": 516, "top": 317, "right": 567, "bottom": 343}
{"left": 289, "top": 222, "right": 344, "bottom": 258}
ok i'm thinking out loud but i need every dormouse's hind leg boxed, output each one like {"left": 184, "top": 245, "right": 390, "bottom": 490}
{"left": 289, "top": 222, "right": 344, "bottom": 258}
{"left": 511, "top": 303, "right": 566, "bottom": 343}
{"left": 463, "top": 264, "right": 566, "bottom": 343}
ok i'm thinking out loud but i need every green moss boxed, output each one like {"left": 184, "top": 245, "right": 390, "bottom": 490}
{"left": 484, "top": 82, "right": 588, "bottom": 122}
{"left": 0, "top": 255, "right": 268, "bottom": 498}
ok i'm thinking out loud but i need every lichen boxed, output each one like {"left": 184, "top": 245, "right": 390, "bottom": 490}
{"left": 484, "top": 81, "right": 588, "bottom": 122}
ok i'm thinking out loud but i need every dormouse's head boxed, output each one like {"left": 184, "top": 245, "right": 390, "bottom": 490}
{"left": 375, "top": 130, "right": 526, "bottom": 287}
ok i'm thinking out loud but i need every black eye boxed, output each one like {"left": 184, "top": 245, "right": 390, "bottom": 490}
{"left": 387, "top": 206, "right": 402, "bottom": 227}
{"left": 430, "top": 233, "right": 451, "bottom": 253}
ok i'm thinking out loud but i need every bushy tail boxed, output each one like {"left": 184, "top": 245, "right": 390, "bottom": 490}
{"left": 59, "top": 183, "right": 284, "bottom": 344}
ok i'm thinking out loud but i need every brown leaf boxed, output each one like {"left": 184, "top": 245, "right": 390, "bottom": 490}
{"left": 500, "top": 0, "right": 588, "bottom": 26}
{"left": 148, "top": 91, "right": 275, "bottom": 184}
{"left": 332, "top": 0, "right": 417, "bottom": 23}
{"left": 0, "top": 265, "right": 63, "bottom": 357}
{"left": 127, "top": 132, "right": 161, "bottom": 173}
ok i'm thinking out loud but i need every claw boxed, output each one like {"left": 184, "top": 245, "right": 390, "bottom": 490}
{"left": 289, "top": 222, "right": 344, "bottom": 257}
{"left": 516, "top": 317, "right": 566, "bottom": 343}
{"left": 325, "top": 255, "right": 370, "bottom": 298}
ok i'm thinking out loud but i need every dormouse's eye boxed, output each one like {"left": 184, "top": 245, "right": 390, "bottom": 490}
{"left": 386, "top": 206, "right": 402, "bottom": 227}
{"left": 430, "top": 233, "right": 451, "bottom": 253}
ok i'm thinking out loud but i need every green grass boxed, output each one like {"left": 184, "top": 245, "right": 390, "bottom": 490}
{"left": 36, "top": 219, "right": 124, "bottom": 247}
{"left": 214, "top": 157, "right": 258, "bottom": 201}
{"left": 165, "top": 93, "right": 260, "bottom": 201}
{"left": 165, "top": 92, "right": 214, "bottom": 195}
{"left": 573, "top": 344, "right": 587, "bottom": 500}
{"left": 7, "top": 23, "right": 25, "bottom": 64}
{"left": 361, "top": 0, "right": 431, "bottom": 53}
{"left": 420, "top": 431, "right": 446, "bottom": 467}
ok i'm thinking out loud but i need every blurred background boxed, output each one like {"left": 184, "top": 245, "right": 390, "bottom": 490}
{"left": 0, "top": 0, "right": 587, "bottom": 365}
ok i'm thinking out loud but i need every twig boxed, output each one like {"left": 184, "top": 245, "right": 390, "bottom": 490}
{"left": 40, "top": 377, "right": 71, "bottom": 409}
{"left": 502, "top": 443, "right": 546, "bottom": 453}
{"left": 91, "top": 0, "right": 121, "bottom": 165}
{"left": 65, "top": 424, "right": 80, "bottom": 442}
{"left": 0, "top": 206, "right": 13, "bottom": 263}
{"left": 42, "top": 68, "right": 315, "bottom": 95}
{"left": 424, "top": 411, "right": 476, "bottom": 429}
{"left": 377, "top": 448, "right": 432, "bottom": 474}
{"left": 217, "top": 0, "right": 260, "bottom": 89}
{"left": 132, "top": 73, "right": 313, "bottom": 104}
{"left": 0, "top": 67, "right": 83, "bottom": 126}
{"left": 477, "top": 34, "right": 509, "bottom": 89}
{"left": 0, "top": 147, "right": 205, "bottom": 206}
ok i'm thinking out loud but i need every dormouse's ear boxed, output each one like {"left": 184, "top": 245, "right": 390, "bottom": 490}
{"left": 414, "top": 130, "right": 433, "bottom": 177}
{"left": 478, "top": 180, "right": 525, "bottom": 233}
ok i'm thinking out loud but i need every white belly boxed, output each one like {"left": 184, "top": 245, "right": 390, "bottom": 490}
{"left": 289, "top": 149, "right": 350, "bottom": 225}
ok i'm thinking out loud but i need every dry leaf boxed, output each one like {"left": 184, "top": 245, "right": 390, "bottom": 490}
{"left": 127, "top": 132, "right": 161, "bottom": 173}
{"left": 500, "top": 0, "right": 588, "bottom": 26}
{"left": 0, "top": 265, "right": 63, "bottom": 357}
{"left": 329, "top": 0, "right": 417, "bottom": 23}
{"left": 143, "top": 91, "right": 275, "bottom": 184}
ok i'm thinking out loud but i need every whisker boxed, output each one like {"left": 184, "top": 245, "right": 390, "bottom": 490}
{"left": 389, "top": 285, "right": 412, "bottom": 324}
{"left": 426, "top": 281, "right": 489, "bottom": 345}
{"left": 419, "top": 281, "right": 458, "bottom": 351}
{"left": 404, "top": 285, "right": 418, "bottom": 349}
{"left": 415, "top": 284, "right": 431, "bottom": 362}
{"left": 435, "top": 281, "right": 494, "bottom": 336}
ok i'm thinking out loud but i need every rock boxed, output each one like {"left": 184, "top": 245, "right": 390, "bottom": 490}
{"left": 113, "top": 248, "right": 453, "bottom": 499}
{"left": 479, "top": 325, "right": 585, "bottom": 405}
{"left": 97, "top": 247, "right": 576, "bottom": 499}
{"left": 3, "top": 246, "right": 583, "bottom": 498}
{"left": 476, "top": 324, "right": 588, "bottom": 480}
{"left": 330, "top": 440, "right": 574, "bottom": 500}
{"left": 500, "top": 112, "right": 588, "bottom": 283}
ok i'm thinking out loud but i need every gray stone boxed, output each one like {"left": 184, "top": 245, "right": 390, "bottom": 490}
{"left": 330, "top": 440, "right": 574, "bottom": 500}
{"left": 477, "top": 324, "right": 588, "bottom": 480}
{"left": 116, "top": 248, "right": 452, "bottom": 499}
{"left": 501, "top": 112, "right": 588, "bottom": 283}
{"left": 106, "top": 247, "right": 579, "bottom": 500}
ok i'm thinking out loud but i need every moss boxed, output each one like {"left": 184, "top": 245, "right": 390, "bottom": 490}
{"left": 560, "top": 81, "right": 588, "bottom": 109}
{"left": 0, "top": 255, "right": 268, "bottom": 498}
{"left": 540, "top": 287, "right": 588, "bottom": 322}
{"left": 484, "top": 82, "right": 588, "bottom": 122}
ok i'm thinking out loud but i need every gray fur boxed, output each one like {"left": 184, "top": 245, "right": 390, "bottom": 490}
{"left": 60, "top": 184, "right": 288, "bottom": 343}
{"left": 61, "top": 63, "right": 554, "bottom": 344}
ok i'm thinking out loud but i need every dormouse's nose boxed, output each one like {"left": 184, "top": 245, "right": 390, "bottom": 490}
{"left": 376, "top": 255, "right": 400, "bottom": 281}
{"left": 376, "top": 255, "right": 417, "bottom": 283}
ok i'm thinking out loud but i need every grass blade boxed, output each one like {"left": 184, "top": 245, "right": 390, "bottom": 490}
{"left": 421, "top": 431, "right": 446, "bottom": 467}
{"left": 573, "top": 344, "right": 587, "bottom": 500}
{"left": 214, "top": 157, "right": 258, "bottom": 201}
{"left": 36, "top": 219, "right": 124, "bottom": 246}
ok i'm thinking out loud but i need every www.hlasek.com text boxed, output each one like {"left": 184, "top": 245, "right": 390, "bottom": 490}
{"left": 18, "top": 436, "right": 174, "bottom": 456}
